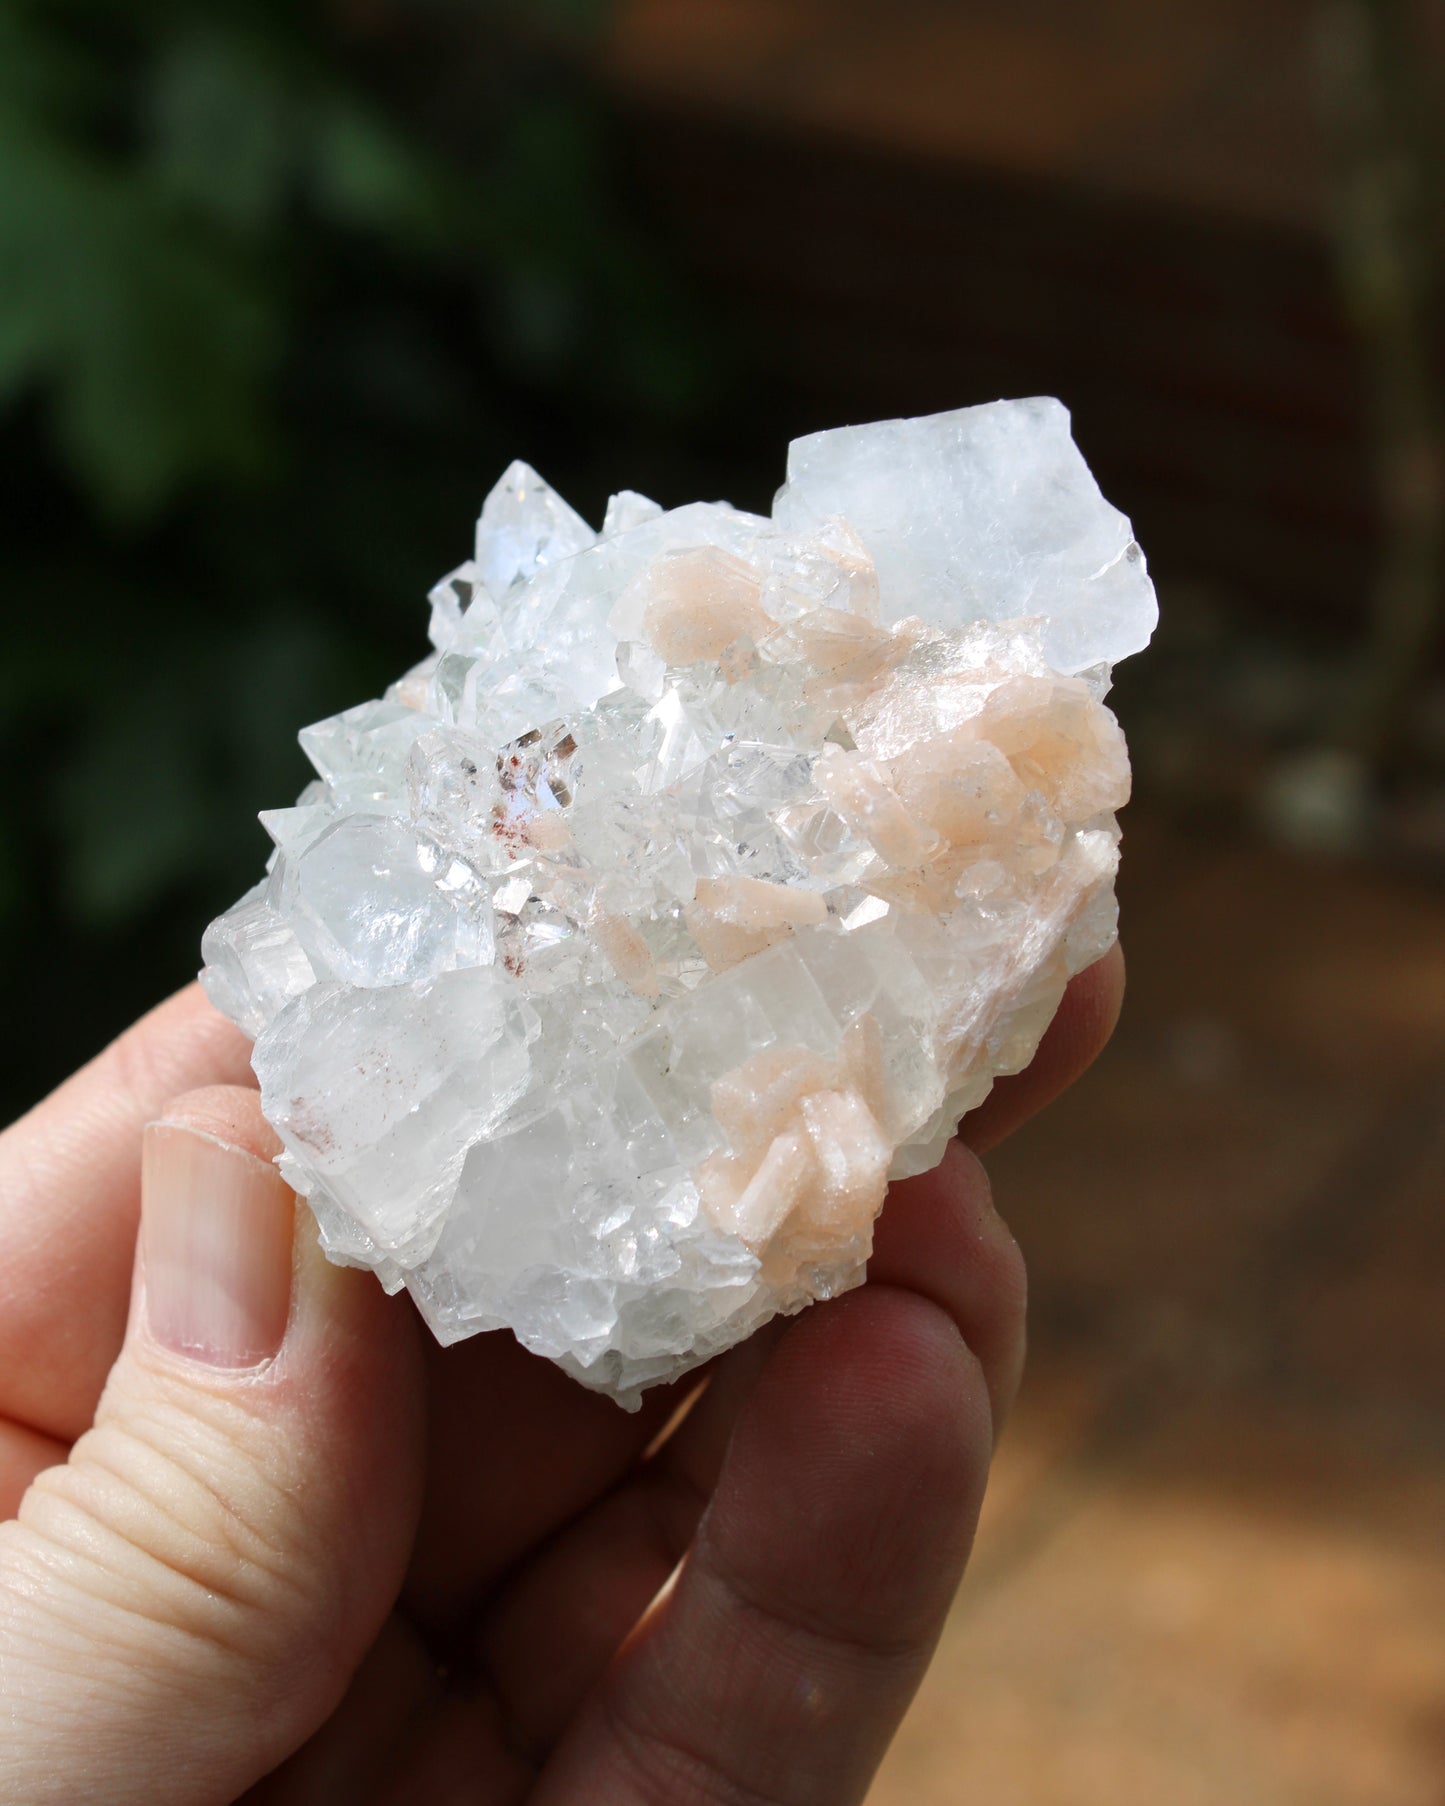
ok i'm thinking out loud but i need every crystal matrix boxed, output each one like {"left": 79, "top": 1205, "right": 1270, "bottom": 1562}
{"left": 201, "top": 399, "right": 1156, "bottom": 1405}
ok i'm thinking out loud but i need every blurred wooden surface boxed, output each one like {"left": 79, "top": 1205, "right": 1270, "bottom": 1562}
{"left": 868, "top": 813, "right": 1445, "bottom": 1803}
{"left": 604, "top": 0, "right": 1397, "bottom": 628}
{"left": 610, "top": 0, "right": 1327, "bottom": 229}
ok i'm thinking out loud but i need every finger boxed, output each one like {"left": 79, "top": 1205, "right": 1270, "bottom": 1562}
{"left": 235, "top": 1615, "right": 526, "bottom": 1806}
{"left": 0, "top": 1422, "right": 68, "bottom": 1522}
{"left": 531, "top": 1285, "right": 991, "bottom": 1806}
{"left": 961, "top": 940, "right": 1125, "bottom": 1153}
{"left": 0, "top": 1087, "right": 426, "bottom": 1806}
{"left": 0, "top": 985, "right": 255, "bottom": 1442}
{"left": 401, "top": 1332, "right": 696, "bottom": 1631}
{"left": 470, "top": 1330, "right": 780, "bottom": 1761}
{"left": 868, "top": 1139, "right": 1028, "bottom": 1429}
{"left": 476, "top": 1143, "right": 1021, "bottom": 1760}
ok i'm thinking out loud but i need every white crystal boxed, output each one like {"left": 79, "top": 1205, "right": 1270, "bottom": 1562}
{"left": 775, "top": 397, "right": 1157, "bottom": 673}
{"left": 201, "top": 400, "right": 1154, "bottom": 1406}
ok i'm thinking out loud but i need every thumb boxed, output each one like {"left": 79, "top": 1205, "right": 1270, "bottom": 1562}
{"left": 0, "top": 1087, "right": 426, "bottom": 1806}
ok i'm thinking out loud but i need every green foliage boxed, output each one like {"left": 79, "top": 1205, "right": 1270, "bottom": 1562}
{"left": 0, "top": 4, "right": 468, "bottom": 516}
{"left": 0, "top": 0, "right": 730, "bottom": 1116}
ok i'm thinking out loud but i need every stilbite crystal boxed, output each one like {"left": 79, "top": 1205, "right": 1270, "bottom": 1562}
{"left": 201, "top": 399, "right": 1156, "bottom": 1405}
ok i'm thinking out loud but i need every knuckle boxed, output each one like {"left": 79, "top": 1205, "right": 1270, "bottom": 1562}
{"left": 104, "top": 1006, "right": 183, "bottom": 1121}
{"left": 103, "top": 988, "right": 244, "bottom": 1125}
{"left": 10, "top": 1395, "right": 324, "bottom": 1671}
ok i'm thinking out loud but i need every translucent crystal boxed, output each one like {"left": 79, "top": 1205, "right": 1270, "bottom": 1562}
{"left": 201, "top": 400, "right": 1155, "bottom": 1406}
{"left": 473, "top": 459, "right": 596, "bottom": 597}
{"left": 774, "top": 398, "right": 1157, "bottom": 673}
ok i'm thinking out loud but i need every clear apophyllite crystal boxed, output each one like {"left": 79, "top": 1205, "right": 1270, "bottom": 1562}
{"left": 201, "top": 399, "right": 1156, "bottom": 1405}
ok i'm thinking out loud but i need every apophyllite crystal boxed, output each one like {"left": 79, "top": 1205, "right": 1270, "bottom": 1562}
{"left": 201, "top": 399, "right": 1156, "bottom": 1405}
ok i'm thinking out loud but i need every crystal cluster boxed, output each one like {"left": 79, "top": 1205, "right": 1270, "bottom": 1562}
{"left": 201, "top": 399, "right": 1156, "bottom": 1405}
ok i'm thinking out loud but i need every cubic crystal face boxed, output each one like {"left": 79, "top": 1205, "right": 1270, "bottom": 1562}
{"left": 201, "top": 399, "right": 1156, "bottom": 1406}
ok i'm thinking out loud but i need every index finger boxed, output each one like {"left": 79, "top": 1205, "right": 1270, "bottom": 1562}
{"left": 530, "top": 1283, "right": 991, "bottom": 1806}
{"left": 962, "top": 942, "right": 1125, "bottom": 1154}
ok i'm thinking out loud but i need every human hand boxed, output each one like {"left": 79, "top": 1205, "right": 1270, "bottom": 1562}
{"left": 0, "top": 947, "right": 1122, "bottom": 1805}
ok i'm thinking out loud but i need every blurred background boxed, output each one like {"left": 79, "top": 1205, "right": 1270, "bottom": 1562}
{"left": 1, "top": 2, "right": 1442, "bottom": 1799}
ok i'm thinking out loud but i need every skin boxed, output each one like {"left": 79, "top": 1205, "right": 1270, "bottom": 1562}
{"left": 0, "top": 943, "right": 1122, "bottom": 1805}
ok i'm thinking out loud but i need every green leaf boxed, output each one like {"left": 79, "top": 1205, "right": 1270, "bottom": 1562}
{"left": 147, "top": 27, "right": 296, "bottom": 235}
{"left": 309, "top": 94, "right": 454, "bottom": 247}
{"left": 0, "top": 107, "right": 283, "bottom": 516}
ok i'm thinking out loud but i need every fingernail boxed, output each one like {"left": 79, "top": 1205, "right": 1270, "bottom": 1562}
{"left": 142, "top": 1122, "right": 295, "bottom": 1369}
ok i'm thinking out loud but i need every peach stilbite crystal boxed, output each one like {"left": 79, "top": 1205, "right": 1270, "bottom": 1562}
{"left": 200, "top": 399, "right": 1156, "bottom": 1405}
